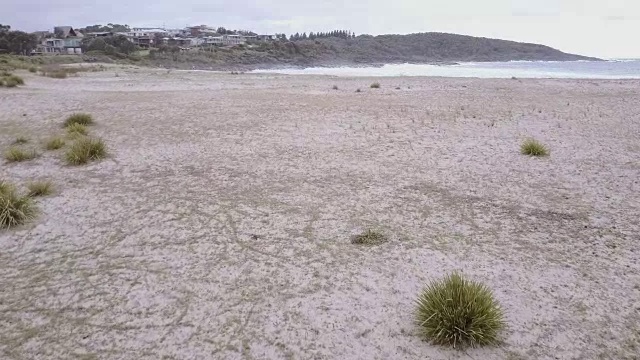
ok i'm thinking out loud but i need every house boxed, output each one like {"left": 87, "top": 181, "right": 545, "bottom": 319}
{"left": 222, "top": 34, "right": 245, "bottom": 46}
{"left": 257, "top": 35, "right": 277, "bottom": 41}
{"left": 38, "top": 26, "right": 83, "bottom": 54}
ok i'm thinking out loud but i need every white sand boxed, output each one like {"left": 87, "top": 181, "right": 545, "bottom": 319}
{"left": 1, "top": 67, "right": 639, "bottom": 359}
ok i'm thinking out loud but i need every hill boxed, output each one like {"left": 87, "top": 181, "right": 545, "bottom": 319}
{"left": 146, "top": 32, "right": 599, "bottom": 69}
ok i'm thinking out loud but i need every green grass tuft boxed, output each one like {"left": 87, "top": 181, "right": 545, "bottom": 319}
{"left": 28, "top": 67, "right": 38, "bottom": 73}
{"left": 4, "top": 147, "right": 38, "bottom": 162}
{"left": 370, "top": 82, "right": 381, "bottom": 89}
{"left": 520, "top": 138, "right": 549, "bottom": 157}
{"left": 26, "top": 180, "right": 55, "bottom": 197}
{"left": 66, "top": 123, "right": 88, "bottom": 136}
{"left": 415, "top": 272, "right": 505, "bottom": 348}
{"left": 0, "top": 185, "right": 37, "bottom": 229}
{"left": 44, "top": 137, "right": 65, "bottom": 150}
{"left": 8, "top": 75, "right": 24, "bottom": 85}
{"left": 351, "top": 229, "right": 388, "bottom": 245}
{"left": 65, "top": 137, "right": 107, "bottom": 165}
{"left": 0, "top": 180, "right": 13, "bottom": 195}
{"left": 14, "top": 136, "right": 29, "bottom": 144}
{"left": 64, "top": 113, "right": 94, "bottom": 127}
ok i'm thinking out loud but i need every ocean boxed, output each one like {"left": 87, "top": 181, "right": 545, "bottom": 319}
{"left": 252, "top": 60, "right": 640, "bottom": 79}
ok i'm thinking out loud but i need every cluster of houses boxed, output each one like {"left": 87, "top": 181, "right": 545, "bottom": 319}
{"left": 34, "top": 25, "right": 278, "bottom": 55}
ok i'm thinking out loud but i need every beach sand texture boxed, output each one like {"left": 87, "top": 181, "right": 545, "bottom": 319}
{"left": 1, "top": 68, "right": 639, "bottom": 359}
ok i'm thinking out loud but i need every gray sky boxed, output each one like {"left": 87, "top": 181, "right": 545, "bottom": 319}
{"left": 3, "top": 0, "right": 639, "bottom": 58}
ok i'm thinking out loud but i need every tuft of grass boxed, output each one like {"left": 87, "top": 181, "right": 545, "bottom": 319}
{"left": 3, "top": 78, "right": 18, "bottom": 87}
{"left": 520, "top": 138, "right": 549, "bottom": 157}
{"left": 44, "top": 137, "right": 65, "bottom": 150}
{"left": 355, "top": 88, "right": 362, "bottom": 93}
{"left": 64, "top": 113, "right": 93, "bottom": 127}
{"left": 0, "top": 185, "right": 37, "bottom": 229}
{"left": 14, "top": 136, "right": 29, "bottom": 144}
{"left": 8, "top": 75, "right": 24, "bottom": 85}
{"left": 28, "top": 66, "right": 38, "bottom": 73}
{"left": 44, "top": 70, "right": 68, "bottom": 79}
{"left": 370, "top": 82, "right": 381, "bottom": 89}
{"left": 416, "top": 272, "right": 505, "bottom": 348}
{"left": 26, "top": 180, "right": 54, "bottom": 197}
{"left": 66, "top": 123, "right": 88, "bottom": 136}
{"left": 65, "top": 137, "right": 107, "bottom": 165}
{"left": 351, "top": 229, "right": 388, "bottom": 245}
{"left": 4, "top": 147, "right": 38, "bottom": 162}
{"left": 332, "top": 85, "right": 339, "bottom": 90}
{"left": 0, "top": 180, "right": 13, "bottom": 195}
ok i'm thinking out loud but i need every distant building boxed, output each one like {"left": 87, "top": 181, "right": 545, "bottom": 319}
{"left": 38, "top": 26, "right": 83, "bottom": 54}
{"left": 257, "top": 35, "right": 277, "bottom": 41}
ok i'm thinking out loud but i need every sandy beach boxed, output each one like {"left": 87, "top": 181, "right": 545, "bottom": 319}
{"left": 1, "top": 67, "right": 639, "bottom": 359}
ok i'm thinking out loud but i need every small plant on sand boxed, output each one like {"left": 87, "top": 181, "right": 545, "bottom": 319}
{"left": 332, "top": 85, "right": 339, "bottom": 90}
{"left": 370, "top": 82, "right": 381, "bottom": 89}
{"left": 9, "top": 75, "right": 24, "bottom": 85}
{"left": 0, "top": 185, "right": 37, "bottom": 229}
{"left": 520, "top": 138, "right": 548, "bottom": 157}
{"left": 4, "top": 147, "right": 38, "bottom": 162}
{"left": 351, "top": 229, "right": 388, "bottom": 245}
{"left": 44, "top": 137, "right": 65, "bottom": 150}
{"left": 26, "top": 180, "right": 54, "bottom": 197}
{"left": 355, "top": 88, "right": 362, "bottom": 93}
{"left": 0, "top": 180, "right": 12, "bottom": 195}
{"left": 416, "top": 272, "right": 505, "bottom": 348}
{"left": 28, "top": 66, "right": 38, "bottom": 73}
{"left": 14, "top": 136, "right": 29, "bottom": 144}
{"left": 64, "top": 113, "right": 93, "bottom": 127}
{"left": 65, "top": 137, "right": 107, "bottom": 165}
{"left": 66, "top": 123, "right": 88, "bottom": 136}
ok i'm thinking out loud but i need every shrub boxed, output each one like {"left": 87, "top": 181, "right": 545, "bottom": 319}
{"left": 520, "top": 138, "right": 548, "bottom": 157}
{"left": 14, "top": 136, "right": 29, "bottom": 144}
{"left": 45, "top": 137, "right": 65, "bottom": 150}
{"left": 28, "top": 67, "right": 37, "bottom": 73}
{"left": 351, "top": 229, "right": 387, "bottom": 245}
{"left": 65, "top": 137, "right": 107, "bottom": 165}
{"left": 370, "top": 82, "right": 381, "bottom": 89}
{"left": 64, "top": 113, "right": 93, "bottom": 127}
{"left": 355, "top": 88, "right": 362, "bottom": 93}
{"left": 26, "top": 180, "right": 54, "bottom": 197}
{"left": 66, "top": 123, "right": 88, "bottom": 136}
{"left": 4, "top": 147, "right": 38, "bottom": 162}
{"left": 3, "top": 78, "right": 18, "bottom": 87}
{"left": 332, "top": 85, "right": 339, "bottom": 90}
{"left": 44, "top": 70, "right": 68, "bottom": 79}
{"left": 8, "top": 75, "right": 24, "bottom": 85}
{"left": 0, "top": 180, "right": 12, "bottom": 195}
{"left": 415, "top": 272, "right": 505, "bottom": 348}
{"left": 0, "top": 186, "right": 37, "bottom": 229}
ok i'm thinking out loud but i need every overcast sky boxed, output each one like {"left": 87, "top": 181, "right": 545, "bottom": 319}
{"left": 3, "top": 0, "right": 639, "bottom": 58}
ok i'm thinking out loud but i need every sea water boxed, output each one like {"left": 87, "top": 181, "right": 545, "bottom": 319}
{"left": 252, "top": 60, "right": 640, "bottom": 79}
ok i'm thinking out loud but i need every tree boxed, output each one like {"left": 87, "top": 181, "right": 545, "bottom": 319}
{"left": 0, "top": 28, "right": 39, "bottom": 55}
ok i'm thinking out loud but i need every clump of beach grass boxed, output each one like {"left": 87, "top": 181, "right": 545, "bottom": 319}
{"left": 332, "top": 85, "right": 339, "bottom": 90}
{"left": 355, "top": 88, "right": 362, "bottom": 93}
{"left": 65, "top": 137, "right": 107, "bottom": 165}
{"left": 28, "top": 66, "right": 38, "bottom": 73}
{"left": 520, "top": 138, "right": 549, "bottom": 157}
{"left": 351, "top": 229, "right": 388, "bottom": 245}
{"left": 14, "top": 136, "right": 29, "bottom": 144}
{"left": 0, "top": 185, "right": 37, "bottom": 229}
{"left": 64, "top": 113, "right": 93, "bottom": 127}
{"left": 26, "top": 180, "right": 54, "bottom": 197}
{"left": 415, "top": 272, "right": 505, "bottom": 348}
{"left": 4, "top": 147, "right": 38, "bottom": 162}
{"left": 370, "top": 82, "right": 381, "bottom": 89}
{"left": 66, "top": 123, "right": 88, "bottom": 136}
{"left": 44, "top": 137, "right": 65, "bottom": 150}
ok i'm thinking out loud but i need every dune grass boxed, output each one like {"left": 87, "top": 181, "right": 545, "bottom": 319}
{"left": 44, "top": 137, "right": 65, "bottom": 150}
{"left": 28, "top": 66, "right": 38, "bottom": 73}
{"left": 64, "top": 113, "right": 94, "bottom": 127}
{"left": 0, "top": 74, "right": 24, "bottom": 87}
{"left": 14, "top": 136, "right": 29, "bottom": 144}
{"left": 332, "top": 85, "right": 339, "bottom": 90}
{"left": 0, "top": 185, "right": 37, "bottom": 229}
{"left": 351, "top": 229, "right": 388, "bottom": 245}
{"left": 370, "top": 82, "right": 381, "bottom": 89}
{"left": 520, "top": 138, "right": 549, "bottom": 157}
{"left": 4, "top": 147, "right": 38, "bottom": 162}
{"left": 416, "top": 272, "right": 505, "bottom": 348}
{"left": 26, "top": 180, "right": 55, "bottom": 197}
{"left": 65, "top": 137, "right": 107, "bottom": 165}
{"left": 66, "top": 123, "right": 88, "bottom": 136}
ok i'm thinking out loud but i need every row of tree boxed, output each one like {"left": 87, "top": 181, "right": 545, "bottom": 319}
{"left": 78, "top": 24, "right": 131, "bottom": 34}
{"left": 0, "top": 24, "right": 39, "bottom": 55}
{"left": 289, "top": 30, "right": 356, "bottom": 41}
